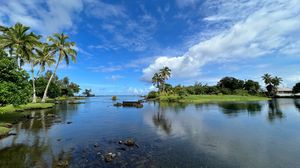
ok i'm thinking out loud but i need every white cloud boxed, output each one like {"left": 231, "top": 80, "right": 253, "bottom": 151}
{"left": 142, "top": 0, "right": 300, "bottom": 82}
{"left": 84, "top": 0, "right": 126, "bottom": 19}
{"left": 0, "top": 0, "right": 83, "bottom": 35}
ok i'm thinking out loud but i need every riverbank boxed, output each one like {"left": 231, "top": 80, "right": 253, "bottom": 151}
{"left": 157, "top": 95, "right": 270, "bottom": 103}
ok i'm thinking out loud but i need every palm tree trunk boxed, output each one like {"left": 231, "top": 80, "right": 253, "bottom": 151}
{"left": 31, "top": 62, "right": 37, "bottom": 103}
{"left": 41, "top": 60, "right": 60, "bottom": 103}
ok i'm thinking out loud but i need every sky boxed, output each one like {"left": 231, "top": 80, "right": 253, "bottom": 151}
{"left": 1, "top": 0, "right": 300, "bottom": 95}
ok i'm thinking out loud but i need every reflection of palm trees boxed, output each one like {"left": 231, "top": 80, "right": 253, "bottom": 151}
{"left": 268, "top": 99, "right": 284, "bottom": 122}
{"left": 294, "top": 99, "right": 300, "bottom": 112}
{"left": 219, "top": 102, "right": 262, "bottom": 116}
{"left": 152, "top": 111, "right": 172, "bottom": 135}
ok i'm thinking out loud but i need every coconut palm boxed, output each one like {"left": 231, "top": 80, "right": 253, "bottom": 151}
{"left": 262, "top": 73, "right": 272, "bottom": 85}
{"left": 271, "top": 76, "right": 282, "bottom": 89}
{"left": 152, "top": 73, "right": 162, "bottom": 90}
{"left": 35, "top": 44, "right": 56, "bottom": 76}
{"left": 159, "top": 66, "right": 171, "bottom": 92}
{"left": 0, "top": 23, "right": 41, "bottom": 68}
{"left": 41, "top": 33, "right": 77, "bottom": 102}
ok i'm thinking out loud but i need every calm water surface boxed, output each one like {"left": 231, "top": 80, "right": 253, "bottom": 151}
{"left": 1, "top": 96, "right": 300, "bottom": 168}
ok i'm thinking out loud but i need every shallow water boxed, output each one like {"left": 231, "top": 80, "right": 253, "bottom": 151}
{"left": 1, "top": 96, "right": 300, "bottom": 168}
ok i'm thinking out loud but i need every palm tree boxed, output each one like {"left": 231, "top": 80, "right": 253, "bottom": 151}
{"left": 152, "top": 73, "right": 161, "bottom": 90}
{"left": 262, "top": 73, "right": 273, "bottom": 96}
{"left": 271, "top": 76, "right": 282, "bottom": 90}
{"left": 159, "top": 66, "right": 171, "bottom": 92}
{"left": 35, "top": 44, "right": 56, "bottom": 76}
{"left": 0, "top": 23, "right": 41, "bottom": 68}
{"left": 41, "top": 33, "right": 77, "bottom": 103}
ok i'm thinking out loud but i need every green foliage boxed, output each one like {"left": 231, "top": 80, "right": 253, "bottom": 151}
{"left": 147, "top": 91, "right": 158, "bottom": 99}
{"left": 218, "top": 77, "right": 244, "bottom": 92}
{"left": 293, "top": 83, "right": 300, "bottom": 93}
{"left": 233, "top": 89, "right": 249, "bottom": 96}
{"left": 244, "top": 80, "right": 260, "bottom": 95}
{"left": 0, "top": 52, "right": 31, "bottom": 106}
{"left": 262, "top": 74, "right": 282, "bottom": 97}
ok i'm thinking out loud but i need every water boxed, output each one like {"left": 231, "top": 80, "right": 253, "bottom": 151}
{"left": 1, "top": 96, "right": 300, "bottom": 168}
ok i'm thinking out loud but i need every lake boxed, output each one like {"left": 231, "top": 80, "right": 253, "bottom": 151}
{"left": 1, "top": 96, "right": 300, "bottom": 168}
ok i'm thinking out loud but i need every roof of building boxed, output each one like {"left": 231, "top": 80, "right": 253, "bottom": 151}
{"left": 277, "top": 87, "right": 293, "bottom": 92}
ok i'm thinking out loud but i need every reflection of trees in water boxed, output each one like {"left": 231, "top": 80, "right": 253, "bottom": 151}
{"left": 294, "top": 99, "right": 300, "bottom": 112}
{"left": 158, "top": 102, "right": 188, "bottom": 113}
{"left": 152, "top": 111, "right": 172, "bottom": 135}
{"left": 268, "top": 99, "right": 284, "bottom": 122}
{"left": 219, "top": 102, "right": 262, "bottom": 116}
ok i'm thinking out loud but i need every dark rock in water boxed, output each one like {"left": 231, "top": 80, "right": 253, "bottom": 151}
{"left": 57, "top": 138, "right": 62, "bottom": 142}
{"left": 118, "top": 140, "right": 123, "bottom": 144}
{"left": 8, "top": 133, "right": 17, "bottom": 136}
{"left": 124, "top": 139, "right": 135, "bottom": 146}
{"left": 94, "top": 143, "right": 100, "bottom": 148}
{"left": 66, "top": 121, "right": 72, "bottom": 124}
{"left": 104, "top": 152, "right": 116, "bottom": 162}
{"left": 57, "top": 160, "right": 69, "bottom": 167}
{"left": 113, "top": 102, "right": 123, "bottom": 107}
{"left": 116, "top": 147, "right": 126, "bottom": 151}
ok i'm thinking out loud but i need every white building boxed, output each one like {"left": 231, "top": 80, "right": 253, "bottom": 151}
{"left": 276, "top": 88, "right": 293, "bottom": 97}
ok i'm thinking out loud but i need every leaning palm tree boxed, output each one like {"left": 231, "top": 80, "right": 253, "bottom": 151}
{"left": 159, "top": 66, "right": 171, "bottom": 92}
{"left": 41, "top": 33, "right": 77, "bottom": 103}
{"left": 0, "top": 23, "right": 41, "bottom": 68}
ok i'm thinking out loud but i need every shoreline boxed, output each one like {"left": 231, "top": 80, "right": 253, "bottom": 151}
{"left": 152, "top": 95, "right": 271, "bottom": 103}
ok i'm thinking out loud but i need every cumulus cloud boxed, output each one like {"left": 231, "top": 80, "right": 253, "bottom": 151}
{"left": 0, "top": 0, "right": 83, "bottom": 35}
{"left": 142, "top": 0, "right": 300, "bottom": 82}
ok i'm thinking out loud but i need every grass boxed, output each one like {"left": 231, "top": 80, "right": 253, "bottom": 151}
{"left": 159, "top": 94, "right": 270, "bottom": 103}
{"left": 0, "top": 126, "right": 10, "bottom": 138}
{"left": 0, "top": 103, "right": 55, "bottom": 124}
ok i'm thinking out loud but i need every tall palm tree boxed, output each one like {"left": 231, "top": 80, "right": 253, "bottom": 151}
{"left": 271, "top": 76, "right": 282, "bottom": 89}
{"left": 262, "top": 73, "right": 272, "bottom": 85}
{"left": 35, "top": 44, "right": 56, "bottom": 76}
{"left": 0, "top": 23, "right": 41, "bottom": 68}
{"left": 159, "top": 66, "right": 171, "bottom": 92}
{"left": 152, "top": 73, "right": 161, "bottom": 90}
{"left": 41, "top": 33, "right": 77, "bottom": 103}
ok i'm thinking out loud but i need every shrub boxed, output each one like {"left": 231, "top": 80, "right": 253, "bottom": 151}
{"left": 147, "top": 91, "right": 158, "bottom": 99}
{"left": 233, "top": 89, "right": 249, "bottom": 96}
{"left": 293, "top": 83, "right": 300, "bottom": 93}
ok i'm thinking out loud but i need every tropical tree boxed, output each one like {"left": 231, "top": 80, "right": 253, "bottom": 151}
{"left": 82, "top": 89, "right": 93, "bottom": 97}
{"left": 293, "top": 82, "right": 300, "bottom": 94}
{"left": 159, "top": 67, "right": 171, "bottom": 92}
{"left": 0, "top": 23, "right": 41, "bottom": 68}
{"left": 35, "top": 43, "right": 56, "bottom": 76}
{"left": 152, "top": 73, "right": 162, "bottom": 90}
{"left": 41, "top": 33, "right": 77, "bottom": 102}
{"left": 262, "top": 74, "right": 282, "bottom": 97}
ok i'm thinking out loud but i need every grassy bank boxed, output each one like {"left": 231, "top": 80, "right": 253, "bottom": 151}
{"left": 0, "top": 103, "right": 55, "bottom": 114}
{"left": 0, "top": 127, "right": 10, "bottom": 138}
{"left": 158, "top": 95, "right": 270, "bottom": 103}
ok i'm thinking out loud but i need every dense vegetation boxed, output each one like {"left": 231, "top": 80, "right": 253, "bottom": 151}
{"left": 293, "top": 83, "right": 300, "bottom": 94}
{"left": 148, "top": 67, "right": 285, "bottom": 101}
{"left": 0, "top": 23, "right": 79, "bottom": 106}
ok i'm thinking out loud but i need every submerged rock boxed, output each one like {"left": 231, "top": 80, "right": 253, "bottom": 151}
{"left": 56, "top": 160, "right": 69, "bottom": 167}
{"left": 66, "top": 121, "right": 72, "bottom": 124}
{"left": 94, "top": 143, "right": 100, "bottom": 148}
{"left": 104, "top": 152, "right": 116, "bottom": 162}
{"left": 124, "top": 139, "right": 135, "bottom": 147}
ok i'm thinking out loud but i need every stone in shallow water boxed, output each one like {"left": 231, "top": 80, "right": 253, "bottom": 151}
{"left": 124, "top": 139, "right": 135, "bottom": 146}
{"left": 66, "top": 121, "right": 72, "bottom": 124}
{"left": 94, "top": 143, "right": 100, "bottom": 148}
{"left": 104, "top": 152, "right": 116, "bottom": 162}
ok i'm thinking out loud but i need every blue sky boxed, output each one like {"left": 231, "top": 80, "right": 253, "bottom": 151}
{"left": 1, "top": 0, "right": 300, "bottom": 95}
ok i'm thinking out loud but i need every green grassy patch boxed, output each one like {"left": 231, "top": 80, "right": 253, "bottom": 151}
{"left": 0, "top": 126, "right": 10, "bottom": 138}
{"left": 159, "top": 95, "right": 270, "bottom": 103}
{"left": 0, "top": 103, "right": 55, "bottom": 123}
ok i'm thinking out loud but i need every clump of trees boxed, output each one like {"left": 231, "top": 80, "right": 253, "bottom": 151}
{"left": 148, "top": 67, "right": 264, "bottom": 99}
{"left": 0, "top": 23, "right": 78, "bottom": 106}
{"left": 293, "top": 83, "right": 300, "bottom": 94}
{"left": 262, "top": 73, "right": 282, "bottom": 97}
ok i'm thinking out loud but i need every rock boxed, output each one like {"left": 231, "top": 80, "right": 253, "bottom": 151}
{"left": 57, "top": 160, "right": 69, "bottom": 167}
{"left": 94, "top": 143, "right": 100, "bottom": 148}
{"left": 124, "top": 139, "right": 135, "bottom": 146}
{"left": 113, "top": 102, "right": 123, "bottom": 107}
{"left": 57, "top": 138, "right": 62, "bottom": 142}
{"left": 118, "top": 140, "right": 123, "bottom": 144}
{"left": 104, "top": 152, "right": 116, "bottom": 162}
{"left": 66, "top": 121, "right": 72, "bottom": 124}
{"left": 8, "top": 133, "right": 17, "bottom": 136}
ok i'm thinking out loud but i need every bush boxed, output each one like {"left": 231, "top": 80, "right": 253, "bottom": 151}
{"left": 178, "top": 89, "right": 188, "bottom": 98}
{"left": 233, "top": 89, "right": 249, "bottom": 96}
{"left": 147, "top": 91, "right": 158, "bottom": 99}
